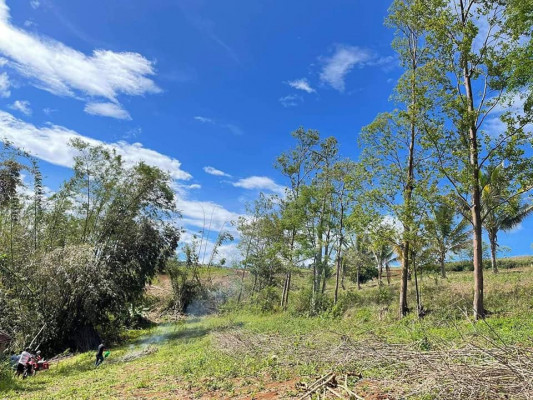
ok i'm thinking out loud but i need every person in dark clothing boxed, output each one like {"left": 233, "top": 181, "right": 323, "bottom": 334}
{"left": 95, "top": 343, "right": 106, "bottom": 366}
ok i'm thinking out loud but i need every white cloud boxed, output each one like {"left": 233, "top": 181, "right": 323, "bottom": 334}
{"left": 177, "top": 195, "right": 241, "bottom": 235}
{"left": 319, "top": 45, "right": 372, "bottom": 92}
{"left": 0, "top": 0, "right": 160, "bottom": 106}
{"left": 232, "top": 176, "right": 285, "bottom": 195}
{"left": 188, "top": 184, "right": 201, "bottom": 189}
{"left": 42, "top": 107, "right": 56, "bottom": 115}
{"left": 9, "top": 100, "right": 31, "bottom": 115}
{"left": 30, "top": 1, "right": 40, "bottom": 9}
{"left": 194, "top": 116, "right": 243, "bottom": 135}
{"left": 84, "top": 102, "right": 131, "bottom": 120}
{"left": 0, "top": 110, "right": 192, "bottom": 180}
{"left": 194, "top": 116, "right": 214, "bottom": 124}
{"left": 224, "top": 123, "right": 243, "bottom": 136}
{"left": 0, "top": 71, "right": 9, "bottom": 97}
{"left": 287, "top": 78, "right": 315, "bottom": 93}
{"left": 279, "top": 94, "right": 302, "bottom": 108}
{"left": 483, "top": 92, "right": 532, "bottom": 136}
{"left": 203, "top": 166, "right": 231, "bottom": 177}
{"left": 179, "top": 230, "right": 241, "bottom": 265}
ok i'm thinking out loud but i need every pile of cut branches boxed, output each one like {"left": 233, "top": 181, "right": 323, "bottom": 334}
{"left": 296, "top": 372, "right": 366, "bottom": 399}
{"left": 214, "top": 328, "right": 533, "bottom": 399}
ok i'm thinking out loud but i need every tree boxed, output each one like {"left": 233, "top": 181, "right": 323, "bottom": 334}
{"left": 275, "top": 127, "right": 319, "bottom": 309}
{"left": 366, "top": 220, "right": 399, "bottom": 286}
{"left": 330, "top": 159, "right": 361, "bottom": 304}
{"left": 478, "top": 165, "right": 533, "bottom": 273}
{"left": 0, "top": 140, "right": 181, "bottom": 352}
{"left": 421, "top": 0, "right": 533, "bottom": 318}
{"left": 426, "top": 201, "right": 471, "bottom": 278}
{"left": 362, "top": 0, "right": 437, "bottom": 316}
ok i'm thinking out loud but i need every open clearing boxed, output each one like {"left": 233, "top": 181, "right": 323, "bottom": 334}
{"left": 3, "top": 265, "right": 533, "bottom": 399}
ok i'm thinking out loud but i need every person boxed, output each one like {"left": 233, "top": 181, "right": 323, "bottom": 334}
{"left": 16, "top": 348, "right": 33, "bottom": 377}
{"left": 95, "top": 343, "right": 106, "bottom": 366}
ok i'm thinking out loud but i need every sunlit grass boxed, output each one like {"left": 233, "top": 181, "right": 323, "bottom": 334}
{"left": 2, "top": 266, "right": 533, "bottom": 398}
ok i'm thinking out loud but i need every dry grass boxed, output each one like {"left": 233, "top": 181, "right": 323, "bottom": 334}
{"left": 214, "top": 324, "right": 533, "bottom": 399}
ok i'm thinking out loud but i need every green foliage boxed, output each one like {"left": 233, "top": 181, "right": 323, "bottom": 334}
{"left": 0, "top": 140, "right": 180, "bottom": 352}
{"left": 348, "top": 261, "right": 378, "bottom": 284}
{"left": 254, "top": 286, "right": 280, "bottom": 313}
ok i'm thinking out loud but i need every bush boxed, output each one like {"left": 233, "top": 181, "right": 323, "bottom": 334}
{"left": 376, "top": 285, "right": 395, "bottom": 306}
{"left": 445, "top": 257, "right": 533, "bottom": 272}
{"left": 255, "top": 286, "right": 280, "bottom": 313}
{"left": 289, "top": 288, "right": 333, "bottom": 316}
{"left": 0, "top": 358, "right": 15, "bottom": 391}
{"left": 348, "top": 263, "right": 379, "bottom": 284}
{"left": 329, "top": 291, "right": 362, "bottom": 318}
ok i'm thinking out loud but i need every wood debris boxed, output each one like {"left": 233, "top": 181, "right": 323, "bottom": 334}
{"left": 297, "top": 372, "right": 365, "bottom": 399}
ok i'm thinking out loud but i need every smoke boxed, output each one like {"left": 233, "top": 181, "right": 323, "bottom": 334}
{"left": 185, "top": 279, "right": 240, "bottom": 316}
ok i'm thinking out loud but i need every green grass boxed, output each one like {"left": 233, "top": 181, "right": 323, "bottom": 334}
{"left": 2, "top": 266, "right": 533, "bottom": 399}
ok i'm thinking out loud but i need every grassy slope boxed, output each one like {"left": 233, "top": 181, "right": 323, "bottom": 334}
{"left": 2, "top": 266, "right": 533, "bottom": 399}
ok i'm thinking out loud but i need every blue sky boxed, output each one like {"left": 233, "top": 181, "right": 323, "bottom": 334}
{"left": 0, "top": 0, "right": 530, "bottom": 260}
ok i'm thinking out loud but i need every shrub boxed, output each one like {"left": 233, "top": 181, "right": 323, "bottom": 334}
{"left": 255, "top": 286, "right": 280, "bottom": 313}
{"left": 329, "top": 291, "right": 362, "bottom": 318}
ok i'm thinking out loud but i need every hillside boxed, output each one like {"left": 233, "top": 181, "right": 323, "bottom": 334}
{"left": 2, "top": 265, "right": 533, "bottom": 399}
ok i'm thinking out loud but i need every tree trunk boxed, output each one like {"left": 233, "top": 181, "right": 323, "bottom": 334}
{"left": 281, "top": 270, "right": 292, "bottom": 309}
{"left": 251, "top": 273, "right": 258, "bottom": 297}
{"left": 334, "top": 258, "right": 341, "bottom": 304}
{"left": 341, "top": 260, "right": 346, "bottom": 290}
{"left": 472, "top": 203, "right": 484, "bottom": 319}
{"left": 285, "top": 271, "right": 291, "bottom": 306}
{"left": 413, "top": 251, "right": 422, "bottom": 317}
{"left": 399, "top": 242, "right": 409, "bottom": 316}
{"left": 440, "top": 253, "right": 446, "bottom": 278}
{"left": 489, "top": 231, "right": 498, "bottom": 274}
{"left": 237, "top": 268, "right": 246, "bottom": 303}
{"left": 386, "top": 264, "right": 391, "bottom": 286}
{"left": 281, "top": 273, "right": 288, "bottom": 308}
{"left": 461, "top": 15, "right": 484, "bottom": 319}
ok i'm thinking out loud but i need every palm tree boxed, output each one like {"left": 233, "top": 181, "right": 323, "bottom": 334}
{"left": 372, "top": 243, "right": 398, "bottom": 286}
{"left": 366, "top": 222, "right": 398, "bottom": 286}
{"left": 426, "top": 202, "right": 471, "bottom": 278}
{"left": 480, "top": 166, "right": 533, "bottom": 273}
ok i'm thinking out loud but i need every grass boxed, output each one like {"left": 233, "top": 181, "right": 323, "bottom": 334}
{"left": 2, "top": 266, "right": 533, "bottom": 399}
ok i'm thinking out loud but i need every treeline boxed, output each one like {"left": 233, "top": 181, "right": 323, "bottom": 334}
{"left": 236, "top": 0, "right": 533, "bottom": 319}
{"left": 0, "top": 140, "right": 180, "bottom": 352}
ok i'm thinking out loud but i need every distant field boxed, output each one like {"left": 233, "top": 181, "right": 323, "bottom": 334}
{"left": 2, "top": 265, "right": 533, "bottom": 399}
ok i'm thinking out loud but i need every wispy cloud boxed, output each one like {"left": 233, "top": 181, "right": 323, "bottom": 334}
{"left": 84, "top": 102, "right": 132, "bottom": 120}
{"left": 0, "top": 110, "right": 192, "bottom": 180}
{"left": 287, "top": 78, "right": 316, "bottom": 93}
{"left": 193, "top": 116, "right": 243, "bottom": 135}
{"left": 0, "top": 0, "right": 160, "bottom": 117}
{"left": 8, "top": 100, "right": 31, "bottom": 115}
{"left": 29, "top": 0, "right": 39, "bottom": 10}
{"left": 177, "top": 2, "right": 240, "bottom": 65}
{"left": 42, "top": 107, "right": 56, "bottom": 115}
{"left": 319, "top": 45, "right": 372, "bottom": 92}
{"left": 483, "top": 92, "right": 532, "bottom": 136}
{"left": 279, "top": 94, "right": 302, "bottom": 108}
{"left": 232, "top": 176, "right": 285, "bottom": 195}
{"left": 224, "top": 123, "right": 243, "bottom": 136}
{"left": 194, "top": 116, "right": 214, "bottom": 124}
{"left": 203, "top": 166, "right": 231, "bottom": 177}
{"left": 0, "top": 71, "right": 9, "bottom": 97}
